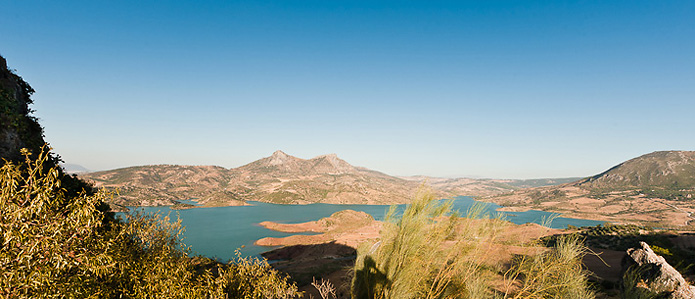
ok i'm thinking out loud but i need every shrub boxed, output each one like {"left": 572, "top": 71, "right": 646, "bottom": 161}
{"left": 0, "top": 149, "right": 301, "bottom": 298}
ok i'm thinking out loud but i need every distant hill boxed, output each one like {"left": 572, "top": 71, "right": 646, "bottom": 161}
{"left": 576, "top": 151, "right": 695, "bottom": 190}
{"left": 506, "top": 177, "right": 582, "bottom": 188}
{"left": 226, "top": 150, "right": 422, "bottom": 204}
{"left": 61, "top": 163, "right": 90, "bottom": 174}
{"left": 84, "top": 165, "right": 236, "bottom": 208}
{"left": 486, "top": 151, "right": 695, "bottom": 228}
{"left": 82, "top": 151, "right": 427, "bottom": 207}
{"left": 399, "top": 176, "right": 580, "bottom": 197}
{"left": 82, "top": 150, "right": 583, "bottom": 209}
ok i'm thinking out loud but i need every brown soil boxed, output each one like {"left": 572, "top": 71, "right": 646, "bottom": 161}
{"left": 486, "top": 186, "right": 695, "bottom": 229}
{"left": 259, "top": 210, "right": 380, "bottom": 299}
{"left": 256, "top": 210, "right": 381, "bottom": 249}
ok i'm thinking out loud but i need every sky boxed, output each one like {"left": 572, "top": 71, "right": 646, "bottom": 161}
{"left": 1, "top": 1, "right": 694, "bottom": 179}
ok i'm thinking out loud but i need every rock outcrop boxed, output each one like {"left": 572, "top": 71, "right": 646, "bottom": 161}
{"left": 621, "top": 242, "right": 695, "bottom": 298}
{"left": 0, "top": 55, "right": 93, "bottom": 198}
{"left": 0, "top": 55, "right": 44, "bottom": 162}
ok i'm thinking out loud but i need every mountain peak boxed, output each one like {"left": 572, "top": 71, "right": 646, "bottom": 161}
{"left": 272, "top": 150, "right": 288, "bottom": 157}
{"left": 315, "top": 153, "right": 339, "bottom": 160}
{"left": 268, "top": 150, "right": 292, "bottom": 166}
{"left": 310, "top": 153, "right": 354, "bottom": 174}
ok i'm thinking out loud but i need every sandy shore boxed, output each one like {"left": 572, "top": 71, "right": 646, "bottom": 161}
{"left": 256, "top": 210, "right": 382, "bottom": 248}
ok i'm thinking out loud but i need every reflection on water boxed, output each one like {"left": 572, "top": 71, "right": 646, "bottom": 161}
{"left": 120, "top": 196, "right": 603, "bottom": 261}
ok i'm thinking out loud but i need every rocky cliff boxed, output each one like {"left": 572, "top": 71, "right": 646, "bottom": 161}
{"left": 0, "top": 55, "right": 93, "bottom": 197}
{"left": 0, "top": 55, "right": 45, "bottom": 163}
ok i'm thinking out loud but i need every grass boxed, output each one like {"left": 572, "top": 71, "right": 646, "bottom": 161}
{"left": 503, "top": 235, "right": 594, "bottom": 298}
{"left": 351, "top": 187, "right": 595, "bottom": 298}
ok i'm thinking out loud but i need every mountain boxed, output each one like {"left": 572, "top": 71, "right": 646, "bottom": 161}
{"left": 227, "top": 150, "right": 424, "bottom": 204}
{"left": 61, "top": 163, "right": 90, "bottom": 174}
{"left": 84, "top": 165, "right": 238, "bottom": 208}
{"left": 82, "top": 150, "right": 584, "bottom": 209}
{"left": 486, "top": 151, "right": 695, "bottom": 228}
{"left": 81, "top": 151, "right": 428, "bottom": 208}
{"left": 576, "top": 151, "right": 695, "bottom": 190}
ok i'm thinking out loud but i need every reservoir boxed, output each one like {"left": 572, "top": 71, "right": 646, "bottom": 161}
{"left": 122, "top": 196, "right": 603, "bottom": 261}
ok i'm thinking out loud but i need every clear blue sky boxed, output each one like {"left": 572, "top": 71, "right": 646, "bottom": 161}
{"left": 1, "top": 1, "right": 693, "bottom": 179}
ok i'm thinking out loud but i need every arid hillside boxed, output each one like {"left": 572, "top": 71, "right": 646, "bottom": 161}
{"left": 400, "top": 176, "right": 580, "bottom": 197}
{"left": 82, "top": 151, "right": 435, "bottom": 207}
{"left": 486, "top": 151, "right": 695, "bottom": 228}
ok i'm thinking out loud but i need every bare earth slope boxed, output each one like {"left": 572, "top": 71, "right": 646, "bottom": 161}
{"left": 400, "top": 176, "right": 580, "bottom": 197}
{"left": 226, "top": 150, "right": 424, "bottom": 204}
{"left": 84, "top": 165, "right": 242, "bottom": 207}
{"left": 486, "top": 151, "right": 695, "bottom": 228}
{"left": 82, "top": 151, "right": 430, "bottom": 207}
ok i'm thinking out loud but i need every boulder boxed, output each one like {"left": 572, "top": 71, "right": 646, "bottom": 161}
{"left": 621, "top": 241, "right": 695, "bottom": 299}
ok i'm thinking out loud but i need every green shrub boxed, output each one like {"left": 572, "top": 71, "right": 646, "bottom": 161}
{"left": 0, "top": 149, "right": 301, "bottom": 298}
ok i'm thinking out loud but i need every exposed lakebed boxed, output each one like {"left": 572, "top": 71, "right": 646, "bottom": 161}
{"left": 121, "top": 196, "right": 603, "bottom": 261}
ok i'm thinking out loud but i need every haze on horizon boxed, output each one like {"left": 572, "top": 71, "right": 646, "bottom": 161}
{"left": 1, "top": 1, "right": 693, "bottom": 179}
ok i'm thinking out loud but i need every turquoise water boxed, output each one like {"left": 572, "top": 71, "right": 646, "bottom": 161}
{"left": 121, "top": 196, "right": 603, "bottom": 261}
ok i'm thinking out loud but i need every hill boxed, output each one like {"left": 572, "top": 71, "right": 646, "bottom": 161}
{"left": 486, "top": 151, "right": 695, "bottom": 228}
{"left": 61, "top": 163, "right": 90, "bottom": 174}
{"left": 400, "top": 176, "right": 581, "bottom": 197}
{"left": 82, "top": 150, "right": 581, "bottom": 208}
{"left": 577, "top": 151, "right": 695, "bottom": 191}
{"left": 82, "top": 151, "right": 436, "bottom": 207}
{"left": 225, "top": 150, "right": 422, "bottom": 204}
{"left": 84, "top": 164, "right": 239, "bottom": 208}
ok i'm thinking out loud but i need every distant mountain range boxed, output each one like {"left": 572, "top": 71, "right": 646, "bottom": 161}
{"left": 486, "top": 151, "right": 695, "bottom": 228}
{"left": 80, "top": 150, "right": 575, "bottom": 209}
{"left": 82, "top": 151, "right": 421, "bottom": 208}
{"left": 400, "top": 176, "right": 581, "bottom": 196}
{"left": 82, "top": 150, "right": 695, "bottom": 228}
{"left": 61, "top": 163, "right": 91, "bottom": 174}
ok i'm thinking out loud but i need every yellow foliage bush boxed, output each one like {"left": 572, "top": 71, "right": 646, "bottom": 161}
{"left": 0, "top": 149, "right": 301, "bottom": 298}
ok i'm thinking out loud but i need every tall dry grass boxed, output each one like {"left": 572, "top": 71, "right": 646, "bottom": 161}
{"left": 351, "top": 188, "right": 595, "bottom": 299}
{"left": 503, "top": 234, "right": 595, "bottom": 299}
{"left": 351, "top": 188, "right": 505, "bottom": 298}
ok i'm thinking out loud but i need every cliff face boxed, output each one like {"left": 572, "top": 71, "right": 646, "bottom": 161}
{"left": 0, "top": 55, "right": 93, "bottom": 197}
{"left": 0, "top": 55, "right": 46, "bottom": 163}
